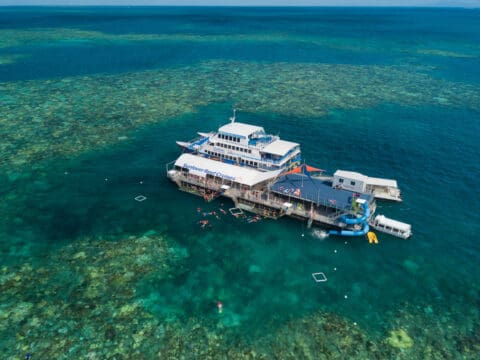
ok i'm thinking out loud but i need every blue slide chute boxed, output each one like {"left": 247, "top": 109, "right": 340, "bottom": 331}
{"left": 329, "top": 200, "right": 370, "bottom": 237}
{"left": 340, "top": 200, "right": 370, "bottom": 224}
{"left": 328, "top": 222, "right": 369, "bottom": 237}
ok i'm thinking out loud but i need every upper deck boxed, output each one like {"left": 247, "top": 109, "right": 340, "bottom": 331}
{"left": 218, "top": 122, "right": 265, "bottom": 139}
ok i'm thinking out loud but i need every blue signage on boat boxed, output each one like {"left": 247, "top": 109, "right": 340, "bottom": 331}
{"left": 183, "top": 163, "right": 236, "bottom": 181}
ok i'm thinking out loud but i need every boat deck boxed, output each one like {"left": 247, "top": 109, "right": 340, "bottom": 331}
{"left": 168, "top": 170, "right": 375, "bottom": 228}
{"left": 270, "top": 174, "right": 373, "bottom": 211}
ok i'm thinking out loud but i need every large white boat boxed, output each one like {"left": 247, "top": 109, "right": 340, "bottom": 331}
{"left": 176, "top": 110, "right": 302, "bottom": 172}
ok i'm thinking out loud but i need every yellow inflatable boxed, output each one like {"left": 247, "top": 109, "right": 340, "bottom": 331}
{"left": 367, "top": 231, "right": 378, "bottom": 244}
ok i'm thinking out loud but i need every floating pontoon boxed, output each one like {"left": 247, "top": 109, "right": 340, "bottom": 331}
{"left": 167, "top": 113, "right": 411, "bottom": 238}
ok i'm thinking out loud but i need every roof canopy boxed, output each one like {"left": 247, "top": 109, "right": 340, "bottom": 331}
{"left": 334, "top": 170, "right": 398, "bottom": 188}
{"left": 271, "top": 173, "right": 372, "bottom": 210}
{"left": 366, "top": 177, "right": 398, "bottom": 188}
{"left": 218, "top": 122, "right": 264, "bottom": 138}
{"left": 334, "top": 170, "right": 368, "bottom": 182}
{"left": 175, "top": 154, "right": 282, "bottom": 187}
{"left": 261, "top": 139, "right": 299, "bottom": 156}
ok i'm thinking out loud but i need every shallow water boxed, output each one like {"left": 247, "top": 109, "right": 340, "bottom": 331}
{"left": 1, "top": 6, "right": 480, "bottom": 359}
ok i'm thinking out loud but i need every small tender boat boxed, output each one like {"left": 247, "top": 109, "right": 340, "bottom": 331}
{"left": 369, "top": 215, "right": 412, "bottom": 239}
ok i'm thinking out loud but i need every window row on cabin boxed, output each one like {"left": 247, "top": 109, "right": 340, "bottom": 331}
{"left": 206, "top": 150, "right": 258, "bottom": 166}
{"left": 216, "top": 142, "right": 252, "bottom": 153}
{"left": 218, "top": 134, "right": 240, "bottom": 142}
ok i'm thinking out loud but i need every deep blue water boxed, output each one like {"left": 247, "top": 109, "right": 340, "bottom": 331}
{"left": 1, "top": 7, "right": 480, "bottom": 82}
{"left": 1, "top": 6, "right": 480, "bottom": 358}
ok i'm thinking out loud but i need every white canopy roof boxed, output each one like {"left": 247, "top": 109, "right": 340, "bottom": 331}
{"left": 261, "top": 139, "right": 299, "bottom": 156}
{"left": 366, "top": 177, "right": 398, "bottom": 188}
{"left": 334, "top": 170, "right": 368, "bottom": 182}
{"left": 334, "top": 170, "right": 398, "bottom": 188}
{"left": 218, "top": 122, "right": 264, "bottom": 138}
{"left": 175, "top": 154, "right": 282, "bottom": 187}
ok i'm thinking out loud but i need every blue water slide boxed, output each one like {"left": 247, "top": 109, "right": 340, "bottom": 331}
{"left": 340, "top": 200, "right": 370, "bottom": 224}
{"left": 328, "top": 223, "right": 369, "bottom": 237}
{"left": 329, "top": 201, "right": 370, "bottom": 236}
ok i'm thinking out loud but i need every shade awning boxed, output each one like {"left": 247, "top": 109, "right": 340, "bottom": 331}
{"left": 175, "top": 154, "right": 282, "bottom": 187}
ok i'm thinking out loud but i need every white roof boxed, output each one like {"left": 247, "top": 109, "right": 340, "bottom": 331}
{"left": 375, "top": 215, "right": 411, "bottom": 232}
{"left": 334, "top": 170, "right": 398, "bottom": 188}
{"left": 218, "top": 122, "right": 264, "bottom": 138}
{"left": 175, "top": 154, "right": 282, "bottom": 187}
{"left": 334, "top": 170, "right": 368, "bottom": 182}
{"left": 366, "top": 177, "right": 398, "bottom": 188}
{"left": 261, "top": 139, "right": 299, "bottom": 156}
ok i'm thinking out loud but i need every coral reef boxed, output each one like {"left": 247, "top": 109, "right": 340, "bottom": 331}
{"left": 0, "top": 28, "right": 478, "bottom": 60}
{"left": 2, "top": 236, "right": 479, "bottom": 360}
{"left": 386, "top": 329, "right": 413, "bottom": 349}
{"left": 0, "top": 231, "right": 186, "bottom": 358}
{"left": 1, "top": 60, "right": 479, "bottom": 172}
{"left": 0, "top": 54, "right": 25, "bottom": 65}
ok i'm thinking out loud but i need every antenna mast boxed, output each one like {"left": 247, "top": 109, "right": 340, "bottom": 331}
{"left": 230, "top": 108, "right": 236, "bottom": 123}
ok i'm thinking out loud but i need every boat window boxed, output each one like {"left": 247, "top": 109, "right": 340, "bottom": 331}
{"left": 350, "top": 181, "right": 356, "bottom": 186}
{"left": 339, "top": 178, "right": 344, "bottom": 183}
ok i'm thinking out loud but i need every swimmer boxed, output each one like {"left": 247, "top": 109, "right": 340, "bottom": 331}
{"left": 217, "top": 301, "right": 223, "bottom": 314}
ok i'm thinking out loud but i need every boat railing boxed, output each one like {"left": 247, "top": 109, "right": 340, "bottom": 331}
{"left": 169, "top": 171, "right": 359, "bottom": 225}
{"left": 165, "top": 160, "right": 176, "bottom": 173}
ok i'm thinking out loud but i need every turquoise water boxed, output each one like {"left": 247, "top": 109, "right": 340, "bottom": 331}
{"left": 1, "top": 7, "right": 480, "bottom": 359}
